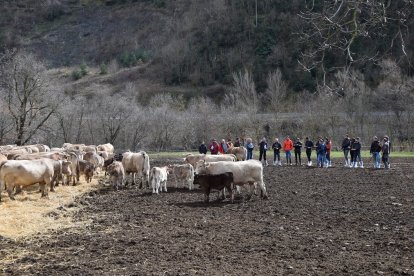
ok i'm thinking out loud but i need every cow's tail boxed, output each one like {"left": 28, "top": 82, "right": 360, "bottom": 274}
{"left": 143, "top": 152, "right": 150, "bottom": 186}
{"left": 0, "top": 161, "right": 7, "bottom": 197}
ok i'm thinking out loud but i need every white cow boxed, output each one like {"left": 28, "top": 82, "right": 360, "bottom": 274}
{"left": 150, "top": 166, "right": 168, "bottom": 194}
{"left": 168, "top": 164, "right": 194, "bottom": 190}
{"left": 122, "top": 151, "right": 150, "bottom": 188}
{"left": 0, "top": 159, "right": 55, "bottom": 201}
{"left": 97, "top": 143, "right": 114, "bottom": 154}
{"left": 185, "top": 154, "right": 236, "bottom": 168}
{"left": 195, "top": 160, "right": 268, "bottom": 200}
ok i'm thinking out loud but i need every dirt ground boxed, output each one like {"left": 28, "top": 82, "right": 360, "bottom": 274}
{"left": 1, "top": 157, "right": 413, "bottom": 275}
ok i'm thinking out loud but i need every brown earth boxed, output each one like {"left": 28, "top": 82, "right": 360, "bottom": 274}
{"left": 1, "top": 157, "right": 413, "bottom": 275}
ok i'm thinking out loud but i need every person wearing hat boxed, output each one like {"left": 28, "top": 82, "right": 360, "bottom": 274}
{"left": 382, "top": 136, "right": 390, "bottom": 169}
{"left": 370, "top": 136, "right": 382, "bottom": 168}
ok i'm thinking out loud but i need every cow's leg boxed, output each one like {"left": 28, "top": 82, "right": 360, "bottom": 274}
{"left": 14, "top": 185, "right": 22, "bottom": 195}
{"left": 40, "top": 182, "right": 49, "bottom": 198}
{"left": 258, "top": 180, "right": 268, "bottom": 199}
{"left": 163, "top": 180, "right": 167, "bottom": 192}
{"left": 204, "top": 187, "right": 210, "bottom": 203}
{"left": 228, "top": 184, "right": 234, "bottom": 203}
{"left": 174, "top": 175, "right": 178, "bottom": 188}
{"left": 7, "top": 183, "right": 15, "bottom": 200}
{"left": 50, "top": 177, "right": 55, "bottom": 192}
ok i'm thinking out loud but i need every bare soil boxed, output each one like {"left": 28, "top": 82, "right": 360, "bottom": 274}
{"left": 1, "top": 158, "right": 413, "bottom": 275}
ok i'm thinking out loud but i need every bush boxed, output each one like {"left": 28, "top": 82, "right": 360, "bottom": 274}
{"left": 118, "top": 49, "right": 150, "bottom": 68}
{"left": 100, "top": 62, "right": 108, "bottom": 75}
{"left": 79, "top": 62, "right": 88, "bottom": 76}
{"left": 71, "top": 70, "right": 82, "bottom": 80}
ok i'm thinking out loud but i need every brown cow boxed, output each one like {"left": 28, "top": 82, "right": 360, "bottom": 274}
{"left": 77, "top": 160, "right": 95, "bottom": 183}
{"left": 107, "top": 161, "right": 125, "bottom": 190}
{"left": 193, "top": 172, "right": 234, "bottom": 203}
{"left": 227, "top": 146, "right": 247, "bottom": 161}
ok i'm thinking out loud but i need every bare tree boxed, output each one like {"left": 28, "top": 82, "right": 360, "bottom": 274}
{"left": 298, "top": 0, "right": 414, "bottom": 86}
{"left": 0, "top": 52, "right": 60, "bottom": 145}
{"left": 224, "top": 69, "right": 258, "bottom": 113}
{"left": 264, "top": 69, "right": 288, "bottom": 112}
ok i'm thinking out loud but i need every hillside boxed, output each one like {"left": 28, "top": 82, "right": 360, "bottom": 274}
{"left": 3, "top": 0, "right": 413, "bottom": 97}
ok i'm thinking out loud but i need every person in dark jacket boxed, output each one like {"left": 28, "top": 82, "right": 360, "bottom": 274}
{"left": 304, "top": 137, "right": 314, "bottom": 166}
{"left": 370, "top": 136, "right": 382, "bottom": 168}
{"left": 272, "top": 138, "right": 282, "bottom": 166}
{"left": 199, "top": 141, "right": 208, "bottom": 154}
{"left": 351, "top": 137, "right": 363, "bottom": 168}
{"left": 382, "top": 137, "right": 390, "bottom": 169}
{"left": 293, "top": 138, "right": 303, "bottom": 166}
{"left": 258, "top": 137, "right": 268, "bottom": 166}
{"left": 316, "top": 138, "right": 327, "bottom": 168}
{"left": 234, "top": 137, "right": 241, "bottom": 147}
{"left": 341, "top": 134, "right": 351, "bottom": 167}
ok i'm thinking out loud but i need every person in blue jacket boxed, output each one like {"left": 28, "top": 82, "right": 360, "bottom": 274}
{"left": 246, "top": 138, "right": 254, "bottom": 160}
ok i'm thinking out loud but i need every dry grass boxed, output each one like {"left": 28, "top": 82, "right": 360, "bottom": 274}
{"left": 0, "top": 174, "right": 104, "bottom": 241}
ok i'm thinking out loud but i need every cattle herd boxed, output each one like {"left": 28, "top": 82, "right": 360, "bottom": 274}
{"left": 0, "top": 144, "right": 268, "bottom": 203}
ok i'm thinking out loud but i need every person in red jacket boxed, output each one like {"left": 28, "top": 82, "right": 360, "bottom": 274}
{"left": 209, "top": 139, "right": 220, "bottom": 155}
{"left": 325, "top": 137, "right": 332, "bottom": 167}
{"left": 283, "top": 136, "right": 293, "bottom": 165}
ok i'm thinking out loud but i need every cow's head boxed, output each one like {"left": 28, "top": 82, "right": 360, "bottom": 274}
{"left": 194, "top": 160, "right": 209, "bottom": 175}
{"left": 62, "top": 161, "right": 72, "bottom": 175}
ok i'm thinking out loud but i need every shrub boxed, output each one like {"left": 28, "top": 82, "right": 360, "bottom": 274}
{"left": 71, "top": 70, "right": 82, "bottom": 80}
{"left": 79, "top": 62, "right": 88, "bottom": 76}
{"left": 118, "top": 49, "right": 150, "bottom": 68}
{"left": 100, "top": 62, "right": 108, "bottom": 75}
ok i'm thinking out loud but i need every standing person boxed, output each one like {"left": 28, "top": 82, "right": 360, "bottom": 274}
{"left": 245, "top": 138, "right": 254, "bottom": 160}
{"left": 226, "top": 139, "right": 233, "bottom": 150}
{"left": 304, "top": 137, "right": 314, "bottom": 166}
{"left": 325, "top": 137, "right": 332, "bottom": 167}
{"left": 209, "top": 139, "right": 219, "bottom": 155}
{"left": 316, "top": 138, "right": 327, "bottom": 168}
{"left": 258, "top": 137, "right": 269, "bottom": 166}
{"left": 272, "top": 138, "right": 282, "bottom": 166}
{"left": 370, "top": 136, "right": 382, "bottom": 168}
{"left": 384, "top": 135, "right": 392, "bottom": 168}
{"left": 199, "top": 141, "right": 207, "bottom": 154}
{"left": 315, "top": 137, "right": 321, "bottom": 165}
{"left": 293, "top": 138, "right": 303, "bottom": 166}
{"left": 219, "top": 139, "right": 228, "bottom": 154}
{"left": 351, "top": 137, "right": 363, "bottom": 168}
{"left": 349, "top": 138, "right": 356, "bottom": 167}
{"left": 234, "top": 137, "right": 241, "bottom": 147}
{"left": 382, "top": 136, "right": 390, "bottom": 169}
{"left": 342, "top": 134, "right": 351, "bottom": 167}
{"left": 283, "top": 136, "right": 293, "bottom": 165}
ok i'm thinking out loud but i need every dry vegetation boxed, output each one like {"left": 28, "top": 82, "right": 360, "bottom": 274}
{"left": 0, "top": 173, "right": 103, "bottom": 241}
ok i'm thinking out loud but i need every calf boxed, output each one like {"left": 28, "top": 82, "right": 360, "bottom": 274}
{"left": 193, "top": 172, "right": 234, "bottom": 203}
{"left": 107, "top": 161, "right": 125, "bottom": 190}
{"left": 150, "top": 166, "right": 168, "bottom": 194}
{"left": 168, "top": 164, "right": 194, "bottom": 190}
{"left": 78, "top": 160, "right": 95, "bottom": 183}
